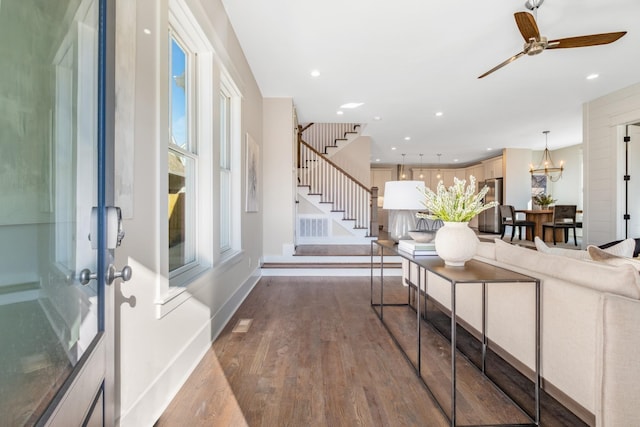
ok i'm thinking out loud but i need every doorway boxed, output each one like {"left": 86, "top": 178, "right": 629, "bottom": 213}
{"left": 0, "top": 0, "right": 114, "bottom": 424}
{"left": 623, "top": 123, "right": 640, "bottom": 238}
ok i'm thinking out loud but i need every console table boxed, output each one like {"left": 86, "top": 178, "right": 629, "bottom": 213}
{"left": 371, "top": 239, "right": 541, "bottom": 426}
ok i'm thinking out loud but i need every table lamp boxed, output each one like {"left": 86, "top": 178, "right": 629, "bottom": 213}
{"left": 383, "top": 180, "right": 426, "bottom": 242}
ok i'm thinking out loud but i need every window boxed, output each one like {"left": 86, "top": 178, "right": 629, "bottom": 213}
{"left": 160, "top": 0, "right": 241, "bottom": 304}
{"left": 168, "top": 32, "right": 196, "bottom": 273}
{"left": 218, "top": 76, "right": 241, "bottom": 257}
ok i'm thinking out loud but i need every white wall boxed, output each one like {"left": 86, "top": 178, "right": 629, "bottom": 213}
{"left": 546, "top": 144, "right": 583, "bottom": 209}
{"left": 262, "top": 98, "right": 295, "bottom": 257}
{"left": 584, "top": 81, "right": 640, "bottom": 245}
{"left": 503, "top": 148, "right": 533, "bottom": 210}
{"left": 113, "top": 0, "right": 263, "bottom": 424}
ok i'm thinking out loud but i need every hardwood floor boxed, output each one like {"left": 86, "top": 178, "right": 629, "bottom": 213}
{"left": 157, "top": 276, "right": 585, "bottom": 426}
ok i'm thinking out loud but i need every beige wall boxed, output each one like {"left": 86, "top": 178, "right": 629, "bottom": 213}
{"left": 262, "top": 98, "right": 295, "bottom": 257}
{"left": 584, "top": 81, "right": 640, "bottom": 245}
{"left": 329, "top": 135, "right": 372, "bottom": 187}
{"left": 114, "top": 0, "right": 264, "bottom": 424}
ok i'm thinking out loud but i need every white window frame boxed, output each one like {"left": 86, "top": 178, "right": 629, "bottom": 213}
{"left": 157, "top": 0, "right": 243, "bottom": 317}
{"left": 165, "top": 0, "right": 214, "bottom": 288}
{"left": 168, "top": 31, "right": 197, "bottom": 276}
{"left": 217, "top": 73, "right": 242, "bottom": 260}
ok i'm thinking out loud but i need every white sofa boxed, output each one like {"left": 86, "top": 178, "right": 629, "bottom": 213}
{"left": 402, "top": 238, "right": 640, "bottom": 426}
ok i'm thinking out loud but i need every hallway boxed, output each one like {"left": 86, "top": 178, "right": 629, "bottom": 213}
{"left": 157, "top": 277, "right": 584, "bottom": 426}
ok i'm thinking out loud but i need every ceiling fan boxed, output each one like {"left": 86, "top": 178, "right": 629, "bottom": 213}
{"left": 478, "top": 0, "right": 627, "bottom": 79}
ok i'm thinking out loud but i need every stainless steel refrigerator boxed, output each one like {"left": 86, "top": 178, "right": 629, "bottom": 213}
{"left": 478, "top": 178, "right": 503, "bottom": 233}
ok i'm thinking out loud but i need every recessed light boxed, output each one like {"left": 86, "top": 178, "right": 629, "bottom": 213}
{"left": 376, "top": 158, "right": 381, "bottom": 162}
{"left": 404, "top": 136, "right": 411, "bottom": 141}
{"left": 373, "top": 116, "right": 382, "bottom": 121}
{"left": 586, "top": 73, "right": 599, "bottom": 80}
{"left": 340, "top": 102, "right": 364, "bottom": 109}
{"left": 143, "top": 28, "right": 151, "bottom": 35}
{"left": 487, "top": 148, "right": 493, "bottom": 151}
{"left": 435, "top": 111, "right": 443, "bottom": 117}
{"left": 453, "top": 159, "right": 459, "bottom": 162}
{"left": 336, "top": 110, "right": 344, "bottom": 115}
{"left": 391, "top": 147, "right": 397, "bottom": 150}
{"left": 310, "top": 70, "right": 320, "bottom": 77}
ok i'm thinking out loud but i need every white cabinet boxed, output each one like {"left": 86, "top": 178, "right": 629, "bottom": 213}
{"left": 410, "top": 167, "right": 430, "bottom": 188}
{"left": 483, "top": 156, "right": 503, "bottom": 179}
{"left": 466, "top": 164, "right": 485, "bottom": 185}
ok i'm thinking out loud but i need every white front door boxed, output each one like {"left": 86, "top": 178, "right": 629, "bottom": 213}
{"left": 0, "top": 0, "right": 117, "bottom": 424}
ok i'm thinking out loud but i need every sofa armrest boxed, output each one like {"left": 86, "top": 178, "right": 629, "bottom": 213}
{"left": 596, "top": 293, "right": 640, "bottom": 426}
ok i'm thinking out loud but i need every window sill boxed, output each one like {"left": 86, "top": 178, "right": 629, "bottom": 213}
{"left": 155, "top": 250, "right": 244, "bottom": 318}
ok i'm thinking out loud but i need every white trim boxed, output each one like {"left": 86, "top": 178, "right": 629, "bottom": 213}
{"left": 119, "top": 270, "right": 260, "bottom": 426}
{"left": 164, "top": 0, "right": 215, "bottom": 291}
{"left": 155, "top": 250, "right": 244, "bottom": 318}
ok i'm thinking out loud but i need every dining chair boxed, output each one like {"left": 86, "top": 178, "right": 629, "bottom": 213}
{"left": 542, "top": 205, "right": 578, "bottom": 245}
{"left": 499, "top": 205, "right": 535, "bottom": 241}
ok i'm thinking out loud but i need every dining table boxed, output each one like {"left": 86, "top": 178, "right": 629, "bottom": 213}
{"left": 514, "top": 209, "right": 582, "bottom": 242}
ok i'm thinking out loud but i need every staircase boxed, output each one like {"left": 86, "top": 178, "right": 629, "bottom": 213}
{"left": 296, "top": 123, "right": 378, "bottom": 245}
{"left": 260, "top": 123, "right": 392, "bottom": 275}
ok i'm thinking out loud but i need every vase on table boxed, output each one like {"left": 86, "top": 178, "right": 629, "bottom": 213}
{"left": 434, "top": 221, "right": 478, "bottom": 267}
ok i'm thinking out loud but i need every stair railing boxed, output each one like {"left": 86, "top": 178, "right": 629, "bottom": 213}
{"left": 299, "top": 122, "right": 360, "bottom": 154}
{"left": 298, "top": 135, "right": 378, "bottom": 237}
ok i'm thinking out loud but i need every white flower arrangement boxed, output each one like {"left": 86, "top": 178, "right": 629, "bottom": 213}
{"left": 417, "top": 175, "right": 498, "bottom": 223}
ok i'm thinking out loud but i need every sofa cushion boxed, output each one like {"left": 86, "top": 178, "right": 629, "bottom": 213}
{"left": 587, "top": 246, "right": 640, "bottom": 272}
{"left": 595, "top": 238, "right": 636, "bottom": 257}
{"left": 494, "top": 238, "right": 640, "bottom": 299}
{"left": 475, "top": 241, "right": 496, "bottom": 260}
{"left": 534, "top": 236, "right": 635, "bottom": 260}
{"left": 534, "top": 237, "right": 591, "bottom": 259}
{"left": 599, "top": 237, "right": 640, "bottom": 258}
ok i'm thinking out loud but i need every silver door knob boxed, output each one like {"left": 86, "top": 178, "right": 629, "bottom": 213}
{"left": 79, "top": 269, "right": 97, "bottom": 286}
{"left": 107, "top": 264, "right": 132, "bottom": 285}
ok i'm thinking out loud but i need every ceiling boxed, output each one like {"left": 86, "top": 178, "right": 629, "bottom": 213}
{"left": 221, "top": 0, "right": 640, "bottom": 167}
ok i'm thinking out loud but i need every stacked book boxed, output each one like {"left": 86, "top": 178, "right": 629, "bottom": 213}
{"left": 397, "top": 239, "right": 437, "bottom": 256}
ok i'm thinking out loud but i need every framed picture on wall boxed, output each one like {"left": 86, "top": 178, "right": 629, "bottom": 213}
{"left": 245, "top": 133, "right": 259, "bottom": 212}
{"left": 531, "top": 174, "right": 547, "bottom": 198}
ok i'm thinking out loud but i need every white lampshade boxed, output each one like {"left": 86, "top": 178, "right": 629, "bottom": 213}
{"left": 382, "top": 181, "right": 425, "bottom": 210}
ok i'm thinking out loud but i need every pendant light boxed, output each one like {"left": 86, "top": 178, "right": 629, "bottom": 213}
{"left": 400, "top": 153, "right": 407, "bottom": 180}
{"left": 418, "top": 153, "right": 424, "bottom": 179}
{"left": 436, "top": 153, "right": 442, "bottom": 180}
{"left": 529, "top": 130, "right": 564, "bottom": 182}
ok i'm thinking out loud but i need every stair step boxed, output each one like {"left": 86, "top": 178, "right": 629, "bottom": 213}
{"left": 262, "top": 262, "right": 401, "bottom": 269}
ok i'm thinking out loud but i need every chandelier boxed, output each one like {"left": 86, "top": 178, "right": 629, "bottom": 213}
{"left": 529, "top": 130, "right": 564, "bottom": 182}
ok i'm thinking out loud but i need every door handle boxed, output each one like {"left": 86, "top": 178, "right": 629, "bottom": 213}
{"left": 107, "top": 264, "right": 132, "bottom": 285}
{"left": 79, "top": 264, "right": 132, "bottom": 286}
{"left": 79, "top": 269, "right": 97, "bottom": 286}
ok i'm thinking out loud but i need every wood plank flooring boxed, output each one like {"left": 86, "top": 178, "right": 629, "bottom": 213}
{"left": 157, "top": 276, "right": 585, "bottom": 427}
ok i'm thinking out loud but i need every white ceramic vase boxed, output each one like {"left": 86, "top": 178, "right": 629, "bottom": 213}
{"left": 434, "top": 221, "right": 478, "bottom": 267}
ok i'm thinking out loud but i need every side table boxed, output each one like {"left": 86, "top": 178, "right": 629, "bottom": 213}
{"left": 371, "top": 239, "right": 541, "bottom": 426}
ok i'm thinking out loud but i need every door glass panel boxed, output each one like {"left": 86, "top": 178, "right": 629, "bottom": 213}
{"left": 0, "top": 0, "right": 100, "bottom": 424}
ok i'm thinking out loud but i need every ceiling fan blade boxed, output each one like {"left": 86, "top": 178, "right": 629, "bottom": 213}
{"left": 478, "top": 51, "right": 526, "bottom": 79}
{"left": 514, "top": 12, "right": 540, "bottom": 41}
{"left": 546, "top": 31, "right": 627, "bottom": 49}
